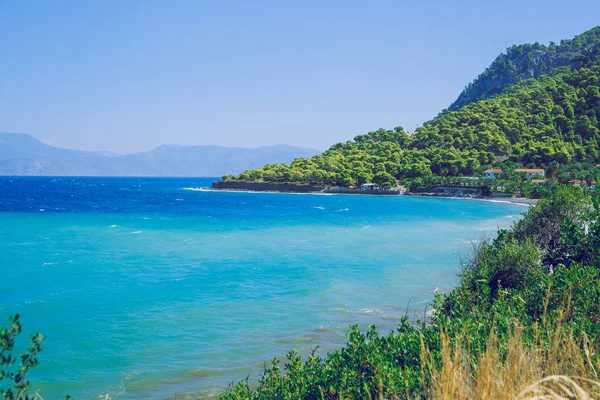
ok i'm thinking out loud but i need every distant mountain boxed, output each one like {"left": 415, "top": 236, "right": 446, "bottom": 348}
{"left": 0, "top": 133, "right": 319, "bottom": 176}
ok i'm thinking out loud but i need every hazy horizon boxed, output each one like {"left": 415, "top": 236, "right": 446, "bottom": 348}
{"left": 0, "top": 131, "right": 320, "bottom": 155}
{"left": 2, "top": 0, "right": 600, "bottom": 153}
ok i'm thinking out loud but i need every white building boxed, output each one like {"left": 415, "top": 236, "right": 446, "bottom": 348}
{"left": 514, "top": 168, "right": 545, "bottom": 178}
{"left": 360, "top": 183, "right": 379, "bottom": 190}
{"left": 484, "top": 169, "right": 503, "bottom": 179}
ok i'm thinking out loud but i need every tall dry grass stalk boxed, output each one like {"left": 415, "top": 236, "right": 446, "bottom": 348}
{"left": 428, "top": 306, "right": 600, "bottom": 400}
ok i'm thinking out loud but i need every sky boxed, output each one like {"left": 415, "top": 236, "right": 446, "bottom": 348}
{"left": 1, "top": 1, "right": 600, "bottom": 154}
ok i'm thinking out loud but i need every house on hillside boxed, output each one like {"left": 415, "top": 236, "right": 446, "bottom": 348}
{"left": 514, "top": 168, "right": 545, "bottom": 178}
{"left": 484, "top": 169, "right": 503, "bottom": 179}
{"left": 531, "top": 179, "right": 546, "bottom": 185}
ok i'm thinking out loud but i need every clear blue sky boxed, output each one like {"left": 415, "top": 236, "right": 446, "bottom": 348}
{"left": 1, "top": 0, "right": 599, "bottom": 154}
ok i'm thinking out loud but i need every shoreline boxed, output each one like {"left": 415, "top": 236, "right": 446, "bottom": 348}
{"left": 195, "top": 187, "right": 539, "bottom": 206}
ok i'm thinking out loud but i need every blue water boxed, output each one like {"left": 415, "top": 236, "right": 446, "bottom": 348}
{"left": 0, "top": 177, "right": 527, "bottom": 399}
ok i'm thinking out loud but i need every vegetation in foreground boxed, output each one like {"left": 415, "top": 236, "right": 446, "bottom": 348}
{"left": 0, "top": 315, "right": 70, "bottom": 400}
{"left": 3, "top": 185, "right": 600, "bottom": 399}
{"left": 218, "top": 185, "right": 600, "bottom": 399}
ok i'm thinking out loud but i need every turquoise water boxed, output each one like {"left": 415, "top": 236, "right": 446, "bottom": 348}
{"left": 0, "top": 177, "right": 526, "bottom": 399}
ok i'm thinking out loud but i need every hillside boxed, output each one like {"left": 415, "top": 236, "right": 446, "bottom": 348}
{"left": 450, "top": 25, "right": 600, "bottom": 110}
{"left": 226, "top": 27, "right": 600, "bottom": 188}
{"left": 0, "top": 133, "right": 318, "bottom": 177}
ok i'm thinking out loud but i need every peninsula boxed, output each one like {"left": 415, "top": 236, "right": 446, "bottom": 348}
{"left": 215, "top": 26, "right": 600, "bottom": 199}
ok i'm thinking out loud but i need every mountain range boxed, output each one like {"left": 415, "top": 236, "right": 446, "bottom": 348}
{"left": 0, "top": 133, "right": 318, "bottom": 176}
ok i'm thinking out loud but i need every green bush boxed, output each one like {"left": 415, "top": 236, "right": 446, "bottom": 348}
{"left": 218, "top": 185, "right": 600, "bottom": 399}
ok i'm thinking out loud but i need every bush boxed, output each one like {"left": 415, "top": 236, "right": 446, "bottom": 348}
{"left": 218, "top": 186, "right": 600, "bottom": 399}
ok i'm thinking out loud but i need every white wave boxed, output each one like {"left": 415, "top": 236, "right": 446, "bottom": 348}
{"left": 197, "top": 188, "right": 335, "bottom": 196}
{"left": 312, "top": 206, "right": 325, "bottom": 210}
{"left": 108, "top": 225, "right": 117, "bottom": 228}
{"left": 183, "top": 187, "right": 208, "bottom": 191}
{"left": 292, "top": 192, "right": 334, "bottom": 196}
{"left": 486, "top": 199, "right": 531, "bottom": 207}
{"left": 358, "top": 308, "right": 383, "bottom": 315}
{"left": 130, "top": 231, "right": 142, "bottom": 234}
{"left": 334, "top": 208, "right": 350, "bottom": 212}
{"left": 24, "top": 299, "right": 46, "bottom": 304}
{"left": 455, "top": 239, "right": 480, "bottom": 244}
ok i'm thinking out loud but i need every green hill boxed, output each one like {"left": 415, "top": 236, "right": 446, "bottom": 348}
{"left": 223, "top": 27, "right": 600, "bottom": 189}
{"left": 450, "top": 26, "right": 600, "bottom": 110}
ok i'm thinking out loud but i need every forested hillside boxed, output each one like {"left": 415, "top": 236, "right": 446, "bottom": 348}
{"left": 450, "top": 25, "right": 600, "bottom": 110}
{"left": 225, "top": 60, "right": 600, "bottom": 188}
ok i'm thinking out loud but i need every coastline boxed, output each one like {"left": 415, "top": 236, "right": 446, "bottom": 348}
{"left": 200, "top": 186, "right": 539, "bottom": 206}
{"left": 404, "top": 193, "right": 538, "bottom": 206}
{"left": 475, "top": 197, "right": 538, "bottom": 206}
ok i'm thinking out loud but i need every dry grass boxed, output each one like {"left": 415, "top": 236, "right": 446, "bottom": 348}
{"left": 428, "top": 307, "right": 600, "bottom": 400}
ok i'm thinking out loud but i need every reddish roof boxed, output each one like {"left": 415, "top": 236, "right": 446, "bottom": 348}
{"left": 515, "top": 168, "right": 544, "bottom": 173}
{"left": 487, "top": 169, "right": 503, "bottom": 173}
{"left": 531, "top": 179, "right": 546, "bottom": 183}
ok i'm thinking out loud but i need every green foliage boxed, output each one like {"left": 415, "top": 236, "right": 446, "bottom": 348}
{"left": 219, "top": 185, "right": 600, "bottom": 399}
{"left": 225, "top": 29, "right": 600, "bottom": 190}
{"left": 1, "top": 315, "right": 47, "bottom": 400}
{"left": 509, "top": 185, "right": 591, "bottom": 257}
{"left": 460, "top": 238, "right": 542, "bottom": 296}
{"left": 372, "top": 171, "right": 397, "bottom": 188}
{"left": 451, "top": 25, "right": 600, "bottom": 110}
{"left": 0, "top": 316, "right": 70, "bottom": 400}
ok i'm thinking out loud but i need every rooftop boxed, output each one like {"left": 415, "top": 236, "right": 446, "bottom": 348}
{"left": 515, "top": 168, "right": 544, "bottom": 173}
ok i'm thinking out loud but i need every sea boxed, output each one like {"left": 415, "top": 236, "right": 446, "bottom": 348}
{"left": 0, "top": 177, "right": 527, "bottom": 399}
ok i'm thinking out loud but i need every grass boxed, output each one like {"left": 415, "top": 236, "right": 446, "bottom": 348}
{"left": 430, "top": 312, "right": 600, "bottom": 399}
{"left": 218, "top": 186, "right": 600, "bottom": 399}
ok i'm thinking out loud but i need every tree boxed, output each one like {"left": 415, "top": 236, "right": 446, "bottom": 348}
{"left": 340, "top": 176, "right": 354, "bottom": 188}
{"left": 221, "top": 174, "right": 236, "bottom": 182}
{"left": 545, "top": 160, "right": 560, "bottom": 179}
{"left": 0, "top": 314, "right": 68, "bottom": 400}
{"left": 372, "top": 172, "right": 397, "bottom": 188}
